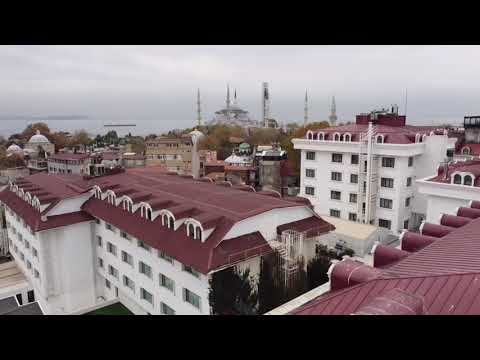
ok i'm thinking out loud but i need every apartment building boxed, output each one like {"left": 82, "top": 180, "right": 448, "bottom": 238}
{"left": 293, "top": 108, "right": 456, "bottom": 235}
{"left": 0, "top": 167, "right": 332, "bottom": 315}
{"left": 416, "top": 159, "right": 480, "bottom": 223}
{"left": 47, "top": 153, "right": 91, "bottom": 175}
{"left": 145, "top": 130, "right": 205, "bottom": 178}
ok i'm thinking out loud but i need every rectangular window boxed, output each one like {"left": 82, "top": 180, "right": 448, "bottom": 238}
{"left": 105, "top": 223, "right": 116, "bottom": 232}
{"left": 408, "top": 157, "right": 414, "bottom": 167}
{"left": 332, "top": 153, "right": 343, "bottom": 163}
{"left": 105, "top": 279, "right": 111, "bottom": 289}
{"left": 350, "top": 174, "right": 358, "bottom": 184}
{"left": 97, "top": 235, "right": 103, "bottom": 247}
{"left": 107, "top": 242, "right": 117, "bottom": 256}
{"left": 20, "top": 252, "right": 24, "bottom": 261}
{"left": 382, "top": 157, "right": 395, "bottom": 168}
{"left": 404, "top": 220, "right": 409, "bottom": 230}
{"left": 32, "top": 247, "right": 38, "bottom": 258}
{"left": 183, "top": 288, "right": 201, "bottom": 309}
{"left": 160, "top": 302, "right": 176, "bottom": 315}
{"left": 351, "top": 154, "right": 359, "bottom": 165}
{"left": 405, "top": 197, "right": 411, "bottom": 207}
{"left": 98, "top": 257, "right": 104, "bottom": 268}
{"left": 121, "top": 251, "right": 133, "bottom": 266}
{"left": 123, "top": 275, "right": 135, "bottom": 292}
{"left": 406, "top": 177, "right": 412, "bottom": 187}
{"left": 349, "top": 213, "right": 357, "bottom": 221}
{"left": 330, "top": 209, "right": 340, "bottom": 218}
{"left": 379, "top": 219, "right": 391, "bottom": 229}
{"left": 139, "top": 261, "right": 152, "bottom": 278}
{"left": 306, "top": 168, "right": 315, "bottom": 178}
{"left": 379, "top": 198, "right": 393, "bottom": 209}
{"left": 381, "top": 177, "right": 394, "bottom": 188}
{"left": 331, "top": 172, "right": 342, "bottom": 181}
{"left": 158, "top": 251, "right": 174, "bottom": 264}
{"left": 182, "top": 264, "right": 200, "bottom": 278}
{"left": 140, "top": 288, "right": 153, "bottom": 305}
{"left": 305, "top": 186, "right": 315, "bottom": 196}
{"left": 95, "top": 218, "right": 100, "bottom": 225}
{"left": 24, "top": 240, "right": 30, "bottom": 249}
{"left": 138, "top": 240, "right": 151, "bottom": 252}
{"left": 330, "top": 191, "right": 341, "bottom": 200}
{"left": 120, "top": 231, "right": 130, "bottom": 240}
{"left": 306, "top": 151, "right": 315, "bottom": 160}
{"left": 34, "top": 269, "right": 40, "bottom": 279}
{"left": 159, "top": 273, "right": 175, "bottom": 293}
{"left": 108, "top": 265, "right": 118, "bottom": 279}
{"left": 349, "top": 193, "right": 357, "bottom": 203}
{"left": 27, "top": 260, "right": 32, "bottom": 270}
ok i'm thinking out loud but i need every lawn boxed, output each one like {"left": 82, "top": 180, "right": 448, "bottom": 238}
{"left": 85, "top": 302, "right": 133, "bottom": 315}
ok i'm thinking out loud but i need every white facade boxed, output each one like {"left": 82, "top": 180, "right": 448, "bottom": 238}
{"left": 293, "top": 131, "right": 452, "bottom": 234}
{"left": 2, "top": 176, "right": 331, "bottom": 315}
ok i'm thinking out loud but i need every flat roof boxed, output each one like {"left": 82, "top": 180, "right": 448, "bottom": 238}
{"left": 322, "top": 216, "right": 378, "bottom": 240}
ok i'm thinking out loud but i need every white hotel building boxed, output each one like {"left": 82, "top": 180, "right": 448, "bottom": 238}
{"left": 293, "top": 109, "right": 456, "bottom": 235}
{"left": 0, "top": 167, "right": 332, "bottom": 315}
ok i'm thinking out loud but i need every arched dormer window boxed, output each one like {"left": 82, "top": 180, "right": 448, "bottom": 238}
{"left": 462, "top": 147, "right": 471, "bottom": 155}
{"left": 344, "top": 133, "right": 351, "bottom": 142}
{"left": 169, "top": 217, "right": 174, "bottom": 229}
{"left": 318, "top": 132, "right": 325, "bottom": 141}
{"left": 122, "top": 198, "right": 133, "bottom": 213}
{"left": 146, "top": 208, "right": 152, "bottom": 221}
{"left": 376, "top": 135, "right": 384, "bottom": 144}
{"left": 195, "top": 227, "right": 202, "bottom": 240}
{"left": 162, "top": 214, "right": 168, "bottom": 227}
{"left": 453, "top": 174, "right": 462, "bottom": 184}
{"left": 464, "top": 175, "right": 473, "bottom": 186}
{"left": 312, "top": 132, "right": 317, "bottom": 140}
{"left": 415, "top": 133, "right": 421, "bottom": 143}
{"left": 107, "top": 192, "right": 116, "bottom": 205}
{"left": 188, "top": 223, "right": 195, "bottom": 238}
{"left": 422, "top": 134, "right": 427, "bottom": 142}
{"left": 334, "top": 133, "right": 341, "bottom": 141}
{"left": 307, "top": 131, "right": 313, "bottom": 140}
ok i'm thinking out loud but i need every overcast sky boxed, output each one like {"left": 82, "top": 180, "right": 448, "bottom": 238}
{"left": 0, "top": 45, "right": 479, "bottom": 135}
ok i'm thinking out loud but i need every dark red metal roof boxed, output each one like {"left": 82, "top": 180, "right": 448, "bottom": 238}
{"left": 401, "top": 232, "right": 437, "bottom": 252}
{"left": 353, "top": 288, "right": 426, "bottom": 315}
{"left": 373, "top": 245, "right": 410, "bottom": 269}
{"left": 291, "top": 202, "right": 480, "bottom": 315}
{"left": 420, "top": 222, "right": 454, "bottom": 237}
{"left": 0, "top": 189, "right": 93, "bottom": 232}
{"left": 277, "top": 216, "right": 335, "bottom": 238}
{"left": 49, "top": 153, "right": 90, "bottom": 161}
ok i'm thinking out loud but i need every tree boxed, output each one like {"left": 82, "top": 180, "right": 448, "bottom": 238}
{"left": 209, "top": 267, "right": 257, "bottom": 315}
{"left": 21, "top": 122, "right": 51, "bottom": 143}
{"left": 307, "top": 255, "right": 331, "bottom": 290}
{"left": 50, "top": 132, "right": 69, "bottom": 152}
{"left": 258, "top": 255, "right": 280, "bottom": 314}
{"left": 281, "top": 121, "right": 330, "bottom": 176}
{"left": 70, "top": 130, "right": 92, "bottom": 147}
{"left": 128, "top": 136, "right": 146, "bottom": 154}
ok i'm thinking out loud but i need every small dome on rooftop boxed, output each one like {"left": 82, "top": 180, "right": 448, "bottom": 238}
{"left": 28, "top": 130, "right": 51, "bottom": 144}
{"left": 6, "top": 144, "right": 22, "bottom": 153}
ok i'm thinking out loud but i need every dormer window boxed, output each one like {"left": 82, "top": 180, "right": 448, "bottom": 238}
{"left": 344, "top": 133, "right": 351, "bottom": 142}
{"left": 334, "top": 133, "right": 341, "bottom": 141}
{"left": 94, "top": 188, "right": 102, "bottom": 199}
{"left": 188, "top": 223, "right": 195, "bottom": 238}
{"left": 169, "top": 217, "right": 174, "bottom": 229}
{"left": 376, "top": 135, "right": 384, "bottom": 144}
{"left": 422, "top": 134, "right": 427, "bottom": 142}
{"left": 464, "top": 175, "right": 473, "bottom": 186}
{"left": 107, "top": 193, "right": 116, "bottom": 205}
{"left": 415, "top": 133, "right": 421, "bottom": 143}
{"left": 318, "top": 132, "right": 324, "bottom": 141}
{"left": 307, "top": 131, "right": 313, "bottom": 140}
{"left": 162, "top": 214, "right": 168, "bottom": 226}
{"left": 453, "top": 174, "right": 462, "bottom": 184}
{"left": 122, "top": 199, "right": 133, "bottom": 213}
{"left": 462, "top": 147, "right": 471, "bottom": 155}
{"left": 195, "top": 227, "right": 202, "bottom": 240}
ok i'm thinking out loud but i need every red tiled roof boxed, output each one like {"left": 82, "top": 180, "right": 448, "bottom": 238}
{"left": 427, "top": 159, "right": 480, "bottom": 186}
{"left": 48, "top": 153, "right": 90, "bottom": 161}
{"left": 291, "top": 205, "right": 480, "bottom": 315}
{"left": 307, "top": 124, "right": 445, "bottom": 144}
{"left": 455, "top": 143, "right": 480, "bottom": 156}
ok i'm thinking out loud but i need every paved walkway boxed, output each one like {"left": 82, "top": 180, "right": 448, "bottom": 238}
{"left": 0, "top": 261, "right": 29, "bottom": 301}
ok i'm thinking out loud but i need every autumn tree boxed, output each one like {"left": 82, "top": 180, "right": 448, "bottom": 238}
{"left": 69, "top": 130, "right": 92, "bottom": 148}
{"left": 281, "top": 121, "right": 330, "bottom": 176}
{"left": 21, "top": 122, "right": 52, "bottom": 143}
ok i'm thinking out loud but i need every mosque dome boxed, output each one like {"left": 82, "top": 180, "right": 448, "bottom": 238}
{"left": 28, "top": 130, "right": 51, "bottom": 144}
{"left": 6, "top": 144, "right": 22, "bottom": 153}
